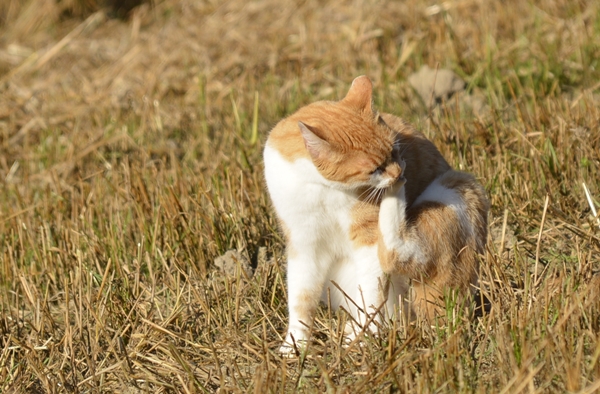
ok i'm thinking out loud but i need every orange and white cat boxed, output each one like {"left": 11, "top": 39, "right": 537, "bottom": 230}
{"left": 263, "top": 76, "right": 488, "bottom": 354}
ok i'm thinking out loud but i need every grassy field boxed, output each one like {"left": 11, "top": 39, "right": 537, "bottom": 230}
{"left": 1, "top": 0, "right": 599, "bottom": 392}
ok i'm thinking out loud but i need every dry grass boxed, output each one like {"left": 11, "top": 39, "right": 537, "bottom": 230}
{"left": 0, "top": 0, "right": 599, "bottom": 392}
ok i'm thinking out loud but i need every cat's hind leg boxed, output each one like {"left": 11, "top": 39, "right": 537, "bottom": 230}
{"left": 332, "top": 246, "right": 410, "bottom": 343}
{"left": 377, "top": 171, "right": 488, "bottom": 321}
{"left": 344, "top": 246, "right": 388, "bottom": 342}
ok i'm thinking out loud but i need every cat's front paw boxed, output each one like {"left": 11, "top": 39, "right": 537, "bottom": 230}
{"left": 386, "top": 158, "right": 407, "bottom": 195}
{"left": 278, "top": 339, "right": 309, "bottom": 357}
{"left": 278, "top": 329, "right": 308, "bottom": 357}
{"left": 278, "top": 343, "right": 299, "bottom": 357}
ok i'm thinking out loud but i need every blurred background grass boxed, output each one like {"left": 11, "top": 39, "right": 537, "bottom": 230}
{"left": 0, "top": 0, "right": 599, "bottom": 392}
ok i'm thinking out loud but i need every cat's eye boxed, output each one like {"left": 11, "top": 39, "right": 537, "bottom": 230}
{"left": 370, "top": 165, "right": 384, "bottom": 175}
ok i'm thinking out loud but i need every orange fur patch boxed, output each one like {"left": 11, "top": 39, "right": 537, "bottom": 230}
{"left": 349, "top": 199, "right": 380, "bottom": 247}
{"left": 293, "top": 289, "right": 321, "bottom": 324}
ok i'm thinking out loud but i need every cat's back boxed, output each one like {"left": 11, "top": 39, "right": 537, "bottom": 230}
{"left": 381, "top": 113, "right": 451, "bottom": 205}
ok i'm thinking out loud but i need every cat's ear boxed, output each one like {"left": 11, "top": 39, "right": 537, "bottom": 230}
{"left": 342, "top": 75, "right": 374, "bottom": 114}
{"left": 298, "top": 121, "right": 331, "bottom": 161}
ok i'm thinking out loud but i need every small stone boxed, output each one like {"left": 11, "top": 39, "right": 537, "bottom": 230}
{"left": 459, "top": 90, "right": 490, "bottom": 118}
{"left": 408, "top": 65, "right": 465, "bottom": 106}
{"left": 214, "top": 249, "right": 253, "bottom": 279}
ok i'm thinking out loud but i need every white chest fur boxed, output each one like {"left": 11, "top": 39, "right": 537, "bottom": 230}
{"left": 264, "top": 144, "right": 355, "bottom": 259}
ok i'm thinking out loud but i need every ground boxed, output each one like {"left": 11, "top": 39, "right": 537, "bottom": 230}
{"left": 0, "top": 0, "right": 599, "bottom": 392}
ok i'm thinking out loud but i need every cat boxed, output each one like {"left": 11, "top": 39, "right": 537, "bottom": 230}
{"left": 263, "top": 76, "right": 489, "bottom": 355}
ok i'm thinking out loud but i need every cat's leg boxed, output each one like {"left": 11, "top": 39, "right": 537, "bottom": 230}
{"left": 340, "top": 246, "right": 387, "bottom": 342}
{"left": 377, "top": 174, "right": 427, "bottom": 274}
{"left": 378, "top": 171, "right": 488, "bottom": 320}
{"left": 341, "top": 247, "right": 410, "bottom": 343}
{"left": 378, "top": 180, "right": 444, "bottom": 319}
{"left": 280, "top": 248, "right": 327, "bottom": 355}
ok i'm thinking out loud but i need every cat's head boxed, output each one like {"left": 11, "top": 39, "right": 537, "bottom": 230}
{"left": 297, "top": 76, "right": 403, "bottom": 191}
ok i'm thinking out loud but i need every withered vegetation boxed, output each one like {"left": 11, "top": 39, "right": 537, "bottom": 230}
{"left": 0, "top": 0, "right": 599, "bottom": 392}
